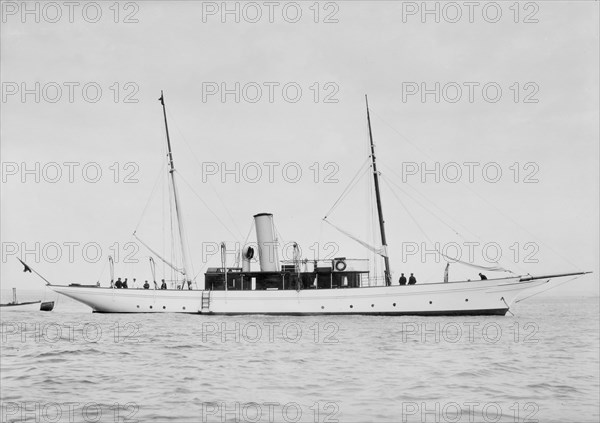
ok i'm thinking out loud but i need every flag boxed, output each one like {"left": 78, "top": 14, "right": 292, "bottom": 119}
{"left": 18, "top": 258, "right": 32, "bottom": 273}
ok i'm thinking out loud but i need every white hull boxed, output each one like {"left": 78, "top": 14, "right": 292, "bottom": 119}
{"left": 0, "top": 301, "right": 42, "bottom": 311}
{"left": 51, "top": 277, "right": 549, "bottom": 315}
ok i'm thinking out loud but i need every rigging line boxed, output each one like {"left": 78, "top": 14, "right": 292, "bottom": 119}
{"left": 379, "top": 161, "right": 472, "bottom": 237}
{"left": 165, "top": 108, "right": 245, "bottom": 240}
{"left": 95, "top": 256, "right": 108, "bottom": 285}
{"left": 318, "top": 219, "right": 324, "bottom": 262}
{"left": 273, "top": 223, "right": 286, "bottom": 249}
{"left": 381, "top": 176, "right": 515, "bottom": 272}
{"left": 161, "top": 164, "right": 166, "bottom": 279}
{"left": 243, "top": 220, "right": 255, "bottom": 246}
{"left": 380, "top": 173, "right": 463, "bottom": 238}
{"left": 381, "top": 176, "right": 435, "bottom": 245}
{"left": 192, "top": 261, "right": 210, "bottom": 282}
{"left": 369, "top": 108, "right": 582, "bottom": 272}
{"left": 379, "top": 168, "right": 524, "bottom": 274}
{"left": 172, "top": 172, "right": 196, "bottom": 281}
{"left": 324, "top": 159, "right": 370, "bottom": 220}
{"left": 168, "top": 171, "right": 180, "bottom": 281}
{"left": 134, "top": 161, "right": 167, "bottom": 233}
{"left": 366, "top": 156, "right": 381, "bottom": 283}
{"left": 515, "top": 275, "right": 582, "bottom": 303}
{"left": 176, "top": 170, "right": 241, "bottom": 241}
{"left": 368, "top": 106, "right": 437, "bottom": 161}
{"left": 323, "top": 157, "right": 372, "bottom": 218}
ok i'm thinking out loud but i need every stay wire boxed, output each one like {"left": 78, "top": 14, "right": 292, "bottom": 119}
{"left": 176, "top": 171, "right": 240, "bottom": 241}
{"left": 166, "top": 108, "right": 244, "bottom": 240}
{"left": 323, "top": 158, "right": 372, "bottom": 219}
{"left": 369, "top": 107, "right": 581, "bottom": 272}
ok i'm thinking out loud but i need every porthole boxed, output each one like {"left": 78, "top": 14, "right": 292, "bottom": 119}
{"left": 163, "top": 306, "right": 166, "bottom": 309}
{"left": 149, "top": 305, "right": 153, "bottom": 309}
{"left": 182, "top": 306, "right": 186, "bottom": 310}
{"left": 393, "top": 303, "right": 396, "bottom": 307}
{"left": 371, "top": 304, "right": 374, "bottom": 308}
{"left": 465, "top": 299, "right": 469, "bottom": 302}
{"left": 350, "top": 305, "right": 353, "bottom": 309}
{"left": 429, "top": 301, "right": 432, "bottom": 304}
{"left": 136, "top": 305, "right": 140, "bottom": 308}
{"left": 321, "top": 306, "right": 325, "bottom": 309}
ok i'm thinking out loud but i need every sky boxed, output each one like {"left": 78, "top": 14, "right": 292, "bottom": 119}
{"left": 1, "top": 0, "right": 598, "bottom": 296}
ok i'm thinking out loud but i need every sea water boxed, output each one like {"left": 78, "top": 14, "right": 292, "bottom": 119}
{"left": 1, "top": 293, "right": 598, "bottom": 423}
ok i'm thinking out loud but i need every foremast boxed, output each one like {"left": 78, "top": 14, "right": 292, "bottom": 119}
{"left": 159, "top": 91, "right": 191, "bottom": 286}
{"left": 365, "top": 95, "right": 391, "bottom": 286}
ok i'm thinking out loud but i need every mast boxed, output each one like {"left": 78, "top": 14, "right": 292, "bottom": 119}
{"left": 365, "top": 95, "right": 391, "bottom": 286}
{"left": 159, "top": 91, "right": 191, "bottom": 285}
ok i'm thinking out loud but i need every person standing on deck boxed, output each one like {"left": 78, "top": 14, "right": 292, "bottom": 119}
{"left": 408, "top": 273, "right": 417, "bottom": 285}
{"left": 399, "top": 273, "right": 407, "bottom": 285}
{"left": 479, "top": 273, "right": 487, "bottom": 280}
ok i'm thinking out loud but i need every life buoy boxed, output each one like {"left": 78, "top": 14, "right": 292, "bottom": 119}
{"left": 245, "top": 246, "right": 254, "bottom": 260}
{"left": 335, "top": 260, "right": 347, "bottom": 271}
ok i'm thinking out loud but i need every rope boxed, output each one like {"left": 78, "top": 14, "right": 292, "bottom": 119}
{"left": 379, "top": 161, "right": 522, "bottom": 274}
{"left": 380, "top": 168, "right": 464, "bottom": 237}
{"left": 95, "top": 257, "right": 108, "bottom": 286}
{"left": 501, "top": 297, "right": 514, "bottom": 316}
{"left": 515, "top": 276, "right": 582, "bottom": 303}
{"left": 381, "top": 176, "right": 434, "bottom": 245}
{"left": 166, "top": 108, "right": 244, "bottom": 240}
{"left": 134, "top": 162, "right": 166, "bottom": 233}
{"left": 243, "top": 220, "right": 255, "bottom": 246}
{"left": 323, "top": 158, "right": 371, "bottom": 218}
{"left": 369, "top": 107, "right": 582, "bottom": 273}
{"left": 176, "top": 171, "right": 240, "bottom": 240}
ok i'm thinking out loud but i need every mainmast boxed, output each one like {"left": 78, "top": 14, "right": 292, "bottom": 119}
{"left": 159, "top": 91, "right": 191, "bottom": 285}
{"left": 365, "top": 95, "right": 391, "bottom": 286}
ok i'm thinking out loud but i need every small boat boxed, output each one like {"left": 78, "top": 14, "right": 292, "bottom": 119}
{"left": 0, "top": 288, "right": 54, "bottom": 311}
{"left": 40, "top": 301, "right": 55, "bottom": 311}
